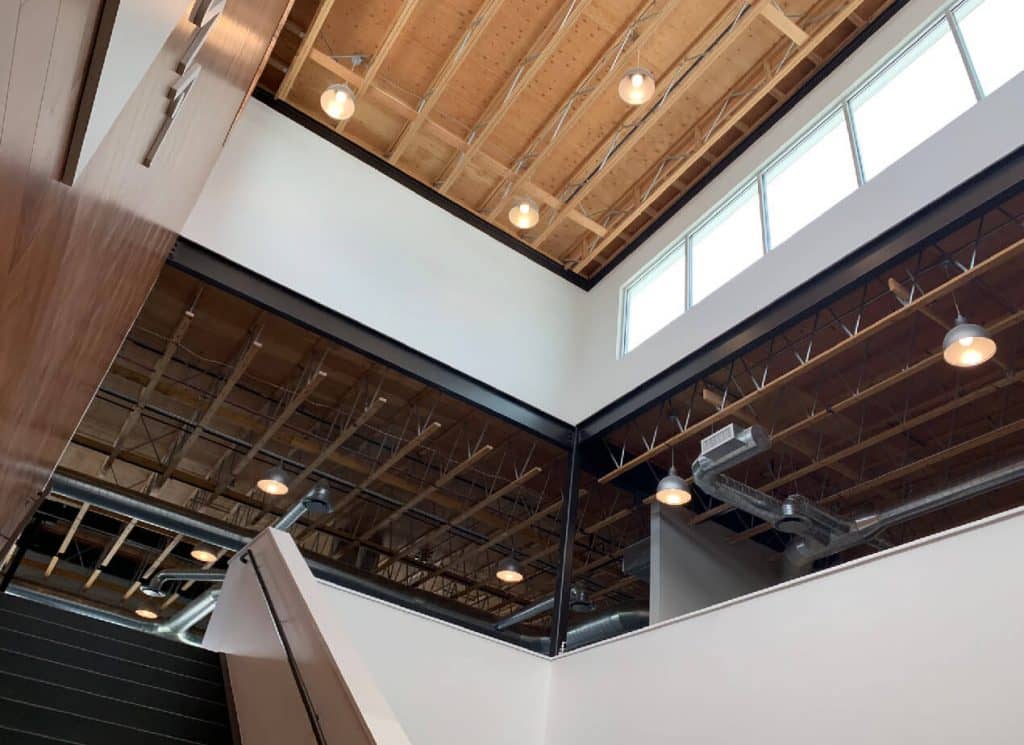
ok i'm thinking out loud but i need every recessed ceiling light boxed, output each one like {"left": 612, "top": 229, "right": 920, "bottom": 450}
{"left": 618, "top": 67, "right": 655, "bottom": 105}
{"left": 321, "top": 83, "right": 356, "bottom": 121}
{"left": 508, "top": 197, "right": 540, "bottom": 230}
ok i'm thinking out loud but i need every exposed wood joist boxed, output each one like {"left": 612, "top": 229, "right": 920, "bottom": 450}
{"left": 101, "top": 293, "right": 200, "bottom": 473}
{"left": 45, "top": 502, "right": 89, "bottom": 577}
{"left": 277, "top": 0, "right": 337, "bottom": 99}
{"left": 435, "top": 0, "right": 595, "bottom": 193}
{"left": 83, "top": 518, "right": 138, "bottom": 590}
{"left": 342, "top": 443, "right": 496, "bottom": 556}
{"left": 598, "top": 235, "right": 1024, "bottom": 483}
{"left": 572, "top": 0, "right": 867, "bottom": 269}
{"left": 383, "top": 464, "right": 543, "bottom": 569}
{"left": 532, "top": 0, "right": 777, "bottom": 248}
{"left": 338, "top": 0, "right": 422, "bottom": 133}
{"left": 305, "top": 49, "right": 608, "bottom": 238}
{"left": 387, "top": 0, "right": 504, "bottom": 163}
{"left": 481, "top": 0, "right": 685, "bottom": 220}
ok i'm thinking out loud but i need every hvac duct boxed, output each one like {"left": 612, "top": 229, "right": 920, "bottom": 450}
{"left": 786, "top": 456, "right": 1024, "bottom": 567}
{"left": 142, "top": 570, "right": 228, "bottom": 598}
{"left": 494, "top": 584, "right": 594, "bottom": 631}
{"left": 46, "top": 470, "right": 637, "bottom": 653}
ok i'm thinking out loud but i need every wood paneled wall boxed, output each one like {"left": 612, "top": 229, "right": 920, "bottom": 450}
{"left": 0, "top": 0, "right": 292, "bottom": 550}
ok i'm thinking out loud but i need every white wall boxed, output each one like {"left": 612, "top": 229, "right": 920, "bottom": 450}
{"left": 650, "top": 505, "right": 781, "bottom": 623}
{"left": 317, "top": 583, "right": 551, "bottom": 745}
{"left": 570, "top": 0, "right": 1024, "bottom": 421}
{"left": 183, "top": 99, "right": 584, "bottom": 422}
{"left": 545, "top": 505, "right": 1024, "bottom": 745}
{"left": 185, "top": 0, "right": 1024, "bottom": 424}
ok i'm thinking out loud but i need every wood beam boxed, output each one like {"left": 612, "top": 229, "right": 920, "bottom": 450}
{"left": 436, "top": 0, "right": 594, "bottom": 194}
{"left": 598, "top": 235, "right": 1024, "bottom": 483}
{"left": 384, "top": 465, "right": 543, "bottom": 570}
{"left": 306, "top": 50, "right": 607, "bottom": 238}
{"left": 343, "top": 444, "right": 496, "bottom": 555}
{"left": 532, "top": 0, "right": 771, "bottom": 247}
{"left": 101, "top": 294, "right": 200, "bottom": 473}
{"left": 760, "top": 2, "right": 809, "bottom": 44}
{"left": 154, "top": 328, "right": 263, "bottom": 492}
{"left": 45, "top": 502, "right": 89, "bottom": 578}
{"left": 338, "top": 0, "right": 423, "bottom": 133}
{"left": 123, "top": 534, "right": 182, "bottom": 599}
{"left": 84, "top": 519, "right": 137, "bottom": 590}
{"left": 387, "top": 0, "right": 504, "bottom": 162}
{"left": 482, "top": 0, "right": 687, "bottom": 220}
{"left": 277, "top": 0, "right": 337, "bottom": 99}
{"left": 574, "top": 0, "right": 864, "bottom": 270}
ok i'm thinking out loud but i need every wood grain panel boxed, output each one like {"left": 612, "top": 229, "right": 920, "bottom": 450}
{"left": 0, "top": 0, "right": 293, "bottom": 550}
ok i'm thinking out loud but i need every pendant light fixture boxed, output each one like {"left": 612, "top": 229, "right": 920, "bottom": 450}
{"left": 320, "top": 82, "right": 356, "bottom": 121}
{"left": 655, "top": 449, "right": 691, "bottom": 506}
{"left": 619, "top": 66, "right": 656, "bottom": 105}
{"left": 508, "top": 197, "right": 540, "bottom": 230}
{"left": 943, "top": 314, "right": 997, "bottom": 368}
{"left": 190, "top": 543, "right": 219, "bottom": 564}
{"left": 495, "top": 556, "right": 524, "bottom": 584}
{"left": 135, "top": 605, "right": 159, "bottom": 620}
{"left": 257, "top": 465, "right": 290, "bottom": 496}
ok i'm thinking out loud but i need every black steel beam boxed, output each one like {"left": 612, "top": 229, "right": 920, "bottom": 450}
{"left": 168, "top": 238, "right": 575, "bottom": 448}
{"left": 549, "top": 428, "right": 581, "bottom": 656}
{"left": 578, "top": 145, "right": 1024, "bottom": 441}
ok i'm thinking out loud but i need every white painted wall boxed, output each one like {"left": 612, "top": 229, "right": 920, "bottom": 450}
{"left": 182, "top": 99, "right": 584, "bottom": 422}
{"left": 185, "top": 0, "right": 1024, "bottom": 424}
{"left": 571, "top": 0, "right": 1024, "bottom": 420}
{"left": 545, "top": 505, "right": 1024, "bottom": 745}
{"left": 650, "top": 504, "right": 782, "bottom": 623}
{"left": 316, "top": 583, "right": 551, "bottom": 745}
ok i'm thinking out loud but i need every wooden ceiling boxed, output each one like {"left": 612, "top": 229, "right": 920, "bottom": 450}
{"left": 257, "top": 0, "right": 899, "bottom": 280}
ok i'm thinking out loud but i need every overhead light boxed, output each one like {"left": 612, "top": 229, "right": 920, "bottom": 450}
{"left": 943, "top": 315, "right": 997, "bottom": 368}
{"left": 618, "top": 67, "right": 655, "bottom": 105}
{"left": 508, "top": 197, "right": 540, "bottom": 230}
{"left": 655, "top": 465, "right": 691, "bottom": 507}
{"left": 135, "top": 607, "right": 159, "bottom": 620}
{"left": 257, "top": 466, "right": 289, "bottom": 496}
{"left": 320, "top": 83, "right": 356, "bottom": 121}
{"left": 190, "top": 544, "right": 219, "bottom": 564}
{"left": 495, "top": 556, "right": 524, "bottom": 584}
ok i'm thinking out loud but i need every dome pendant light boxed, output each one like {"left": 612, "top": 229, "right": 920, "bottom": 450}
{"left": 320, "top": 82, "right": 356, "bottom": 121}
{"left": 655, "top": 449, "right": 691, "bottom": 506}
{"left": 257, "top": 465, "right": 290, "bottom": 496}
{"left": 134, "top": 604, "right": 159, "bottom": 620}
{"left": 943, "top": 314, "right": 997, "bottom": 368}
{"left": 495, "top": 556, "right": 524, "bottom": 584}
{"left": 508, "top": 197, "right": 540, "bottom": 230}
{"left": 190, "top": 543, "right": 219, "bottom": 564}
{"left": 618, "top": 66, "right": 655, "bottom": 105}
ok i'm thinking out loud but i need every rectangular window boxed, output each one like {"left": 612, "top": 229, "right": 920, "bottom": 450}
{"left": 850, "top": 21, "right": 976, "bottom": 180}
{"left": 955, "top": 0, "right": 1024, "bottom": 95}
{"left": 622, "top": 245, "right": 687, "bottom": 353}
{"left": 764, "top": 110, "right": 859, "bottom": 249}
{"left": 689, "top": 183, "right": 763, "bottom": 305}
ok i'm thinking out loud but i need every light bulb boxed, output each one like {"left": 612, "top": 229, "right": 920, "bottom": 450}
{"left": 320, "top": 83, "right": 356, "bottom": 121}
{"left": 508, "top": 197, "right": 539, "bottom": 230}
{"left": 958, "top": 336, "right": 974, "bottom": 347}
{"left": 631, "top": 72, "right": 644, "bottom": 88}
{"left": 942, "top": 316, "right": 997, "bottom": 368}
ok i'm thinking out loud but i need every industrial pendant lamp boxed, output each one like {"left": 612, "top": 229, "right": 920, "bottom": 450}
{"left": 618, "top": 67, "right": 656, "bottom": 105}
{"left": 495, "top": 556, "right": 524, "bottom": 584}
{"left": 320, "top": 83, "right": 356, "bottom": 121}
{"left": 134, "top": 603, "right": 159, "bottom": 620}
{"left": 257, "top": 465, "right": 290, "bottom": 496}
{"left": 942, "top": 314, "right": 997, "bottom": 368}
{"left": 655, "top": 450, "right": 691, "bottom": 506}
{"left": 190, "top": 543, "right": 219, "bottom": 564}
{"left": 508, "top": 197, "right": 540, "bottom": 230}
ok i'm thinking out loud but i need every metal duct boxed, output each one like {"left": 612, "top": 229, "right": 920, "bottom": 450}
{"left": 142, "top": 570, "right": 227, "bottom": 598}
{"left": 786, "top": 456, "right": 1024, "bottom": 568}
{"left": 564, "top": 609, "right": 648, "bottom": 651}
{"left": 45, "top": 470, "right": 636, "bottom": 653}
{"left": 272, "top": 482, "right": 332, "bottom": 531}
{"left": 7, "top": 582, "right": 217, "bottom": 647}
{"left": 494, "top": 584, "right": 594, "bottom": 631}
